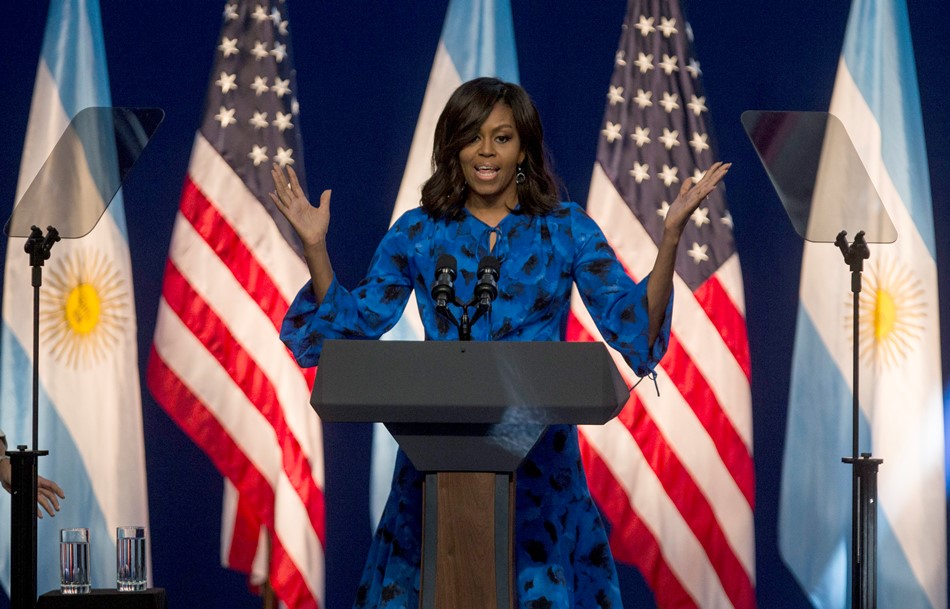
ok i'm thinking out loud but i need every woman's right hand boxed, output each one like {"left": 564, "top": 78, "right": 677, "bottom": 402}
{"left": 270, "top": 164, "right": 331, "bottom": 248}
{"left": 270, "top": 164, "right": 336, "bottom": 303}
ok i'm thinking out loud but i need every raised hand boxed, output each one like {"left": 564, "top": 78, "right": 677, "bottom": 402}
{"left": 645, "top": 161, "right": 731, "bottom": 348}
{"left": 270, "top": 164, "right": 331, "bottom": 248}
{"left": 663, "top": 161, "right": 731, "bottom": 237}
{"left": 270, "top": 164, "right": 335, "bottom": 302}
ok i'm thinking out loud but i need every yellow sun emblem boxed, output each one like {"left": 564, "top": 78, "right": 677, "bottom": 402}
{"left": 846, "top": 255, "right": 926, "bottom": 368}
{"left": 40, "top": 247, "right": 129, "bottom": 368}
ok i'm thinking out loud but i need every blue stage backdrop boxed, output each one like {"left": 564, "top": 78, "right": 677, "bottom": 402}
{"left": 1, "top": 2, "right": 948, "bottom": 609}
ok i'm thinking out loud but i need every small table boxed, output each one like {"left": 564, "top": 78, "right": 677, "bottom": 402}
{"left": 36, "top": 589, "right": 167, "bottom": 609}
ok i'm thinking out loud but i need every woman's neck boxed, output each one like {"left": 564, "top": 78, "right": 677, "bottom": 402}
{"left": 465, "top": 194, "right": 515, "bottom": 227}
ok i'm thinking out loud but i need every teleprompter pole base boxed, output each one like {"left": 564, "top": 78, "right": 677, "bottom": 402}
{"left": 10, "top": 447, "right": 48, "bottom": 609}
{"left": 842, "top": 452, "right": 882, "bottom": 609}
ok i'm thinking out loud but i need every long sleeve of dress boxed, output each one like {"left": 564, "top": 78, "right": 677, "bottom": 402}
{"left": 569, "top": 204, "right": 672, "bottom": 377}
{"left": 280, "top": 215, "right": 415, "bottom": 368}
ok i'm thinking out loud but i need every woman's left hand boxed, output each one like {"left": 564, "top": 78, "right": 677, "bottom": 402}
{"left": 663, "top": 161, "right": 731, "bottom": 237}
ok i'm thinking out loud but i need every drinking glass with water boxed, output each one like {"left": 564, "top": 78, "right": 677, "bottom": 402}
{"left": 116, "top": 526, "right": 147, "bottom": 591}
{"left": 60, "top": 528, "right": 90, "bottom": 594}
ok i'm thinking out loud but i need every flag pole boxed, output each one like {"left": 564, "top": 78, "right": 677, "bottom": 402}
{"left": 261, "top": 531, "right": 276, "bottom": 609}
{"left": 261, "top": 580, "right": 277, "bottom": 609}
{"left": 835, "top": 229, "right": 882, "bottom": 609}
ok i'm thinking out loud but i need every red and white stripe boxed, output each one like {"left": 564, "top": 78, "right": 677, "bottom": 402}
{"left": 147, "top": 134, "right": 325, "bottom": 609}
{"left": 572, "top": 164, "right": 755, "bottom": 609}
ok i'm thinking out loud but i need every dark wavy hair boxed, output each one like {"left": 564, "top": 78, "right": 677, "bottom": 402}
{"left": 420, "top": 77, "right": 560, "bottom": 220}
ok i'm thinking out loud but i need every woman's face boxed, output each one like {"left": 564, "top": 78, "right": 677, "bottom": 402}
{"left": 459, "top": 102, "right": 526, "bottom": 209}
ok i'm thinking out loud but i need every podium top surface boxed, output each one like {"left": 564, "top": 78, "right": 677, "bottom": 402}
{"left": 311, "top": 340, "right": 630, "bottom": 425}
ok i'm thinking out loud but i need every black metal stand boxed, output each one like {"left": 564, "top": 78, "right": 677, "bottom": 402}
{"left": 10, "top": 448, "right": 47, "bottom": 609}
{"left": 10, "top": 225, "right": 60, "bottom": 609}
{"left": 835, "top": 230, "right": 882, "bottom": 609}
{"left": 842, "top": 453, "right": 882, "bottom": 609}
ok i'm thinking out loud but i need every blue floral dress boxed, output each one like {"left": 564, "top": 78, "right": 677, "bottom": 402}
{"left": 281, "top": 202, "right": 671, "bottom": 609}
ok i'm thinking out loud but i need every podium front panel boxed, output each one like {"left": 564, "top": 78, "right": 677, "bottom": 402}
{"left": 312, "top": 340, "right": 628, "bottom": 425}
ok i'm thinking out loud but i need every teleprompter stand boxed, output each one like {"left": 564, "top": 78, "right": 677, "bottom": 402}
{"left": 9, "top": 226, "right": 59, "bottom": 609}
{"left": 742, "top": 111, "right": 897, "bottom": 609}
{"left": 311, "top": 340, "right": 629, "bottom": 609}
{"left": 5, "top": 107, "right": 163, "bottom": 609}
{"left": 835, "top": 230, "right": 884, "bottom": 609}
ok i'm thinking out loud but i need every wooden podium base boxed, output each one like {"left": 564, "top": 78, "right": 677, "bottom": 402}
{"left": 421, "top": 472, "right": 514, "bottom": 609}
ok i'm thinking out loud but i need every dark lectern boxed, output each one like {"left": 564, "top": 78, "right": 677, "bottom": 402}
{"left": 312, "top": 340, "right": 629, "bottom": 609}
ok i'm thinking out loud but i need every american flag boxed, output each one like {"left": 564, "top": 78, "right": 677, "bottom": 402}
{"left": 146, "top": 1, "right": 324, "bottom": 607}
{"left": 569, "top": 1, "right": 755, "bottom": 607}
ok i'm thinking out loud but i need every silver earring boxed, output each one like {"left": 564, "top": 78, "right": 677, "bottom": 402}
{"left": 516, "top": 165, "right": 526, "bottom": 185}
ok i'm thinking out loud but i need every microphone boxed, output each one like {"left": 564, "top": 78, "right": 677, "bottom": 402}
{"left": 474, "top": 255, "right": 500, "bottom": 310}
{"left": 430, "top": 254, "right": 457, "bottom": 309}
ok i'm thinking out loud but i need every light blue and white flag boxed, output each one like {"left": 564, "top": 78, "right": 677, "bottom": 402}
{"left": 370, "top": 0, "right": 519, "bottom": 526}
{"left": 779, "top": 1, "right": 946, "bottom": 608}
{"left": 0, "top": 0, "right": 149, "bottom": 593}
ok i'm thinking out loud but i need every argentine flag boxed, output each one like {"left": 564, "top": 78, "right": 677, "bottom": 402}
{"left": 778, "top": 0, "right": 946, "bottom": 608}
{"left": 0, "top": 0, "right": 150, "bottom": 593}
{"left": 370, "top": 0, "right": 519, "bottom": 525}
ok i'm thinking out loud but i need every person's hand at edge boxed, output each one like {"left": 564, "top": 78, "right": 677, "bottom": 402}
{"left": 0, "top": 453, "right": 65, "bottom": 518}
